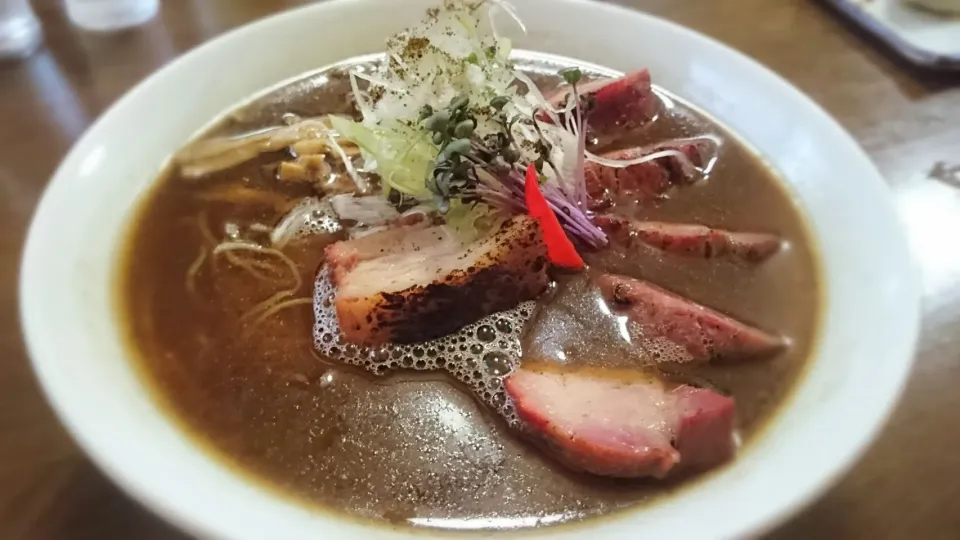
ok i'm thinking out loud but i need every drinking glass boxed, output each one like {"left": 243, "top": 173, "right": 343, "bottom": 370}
{"left": 0, "top": 0, "right": 41, "bottom": 61}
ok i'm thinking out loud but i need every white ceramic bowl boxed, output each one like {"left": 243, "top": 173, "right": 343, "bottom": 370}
{"left": 20, "top": 1, "right": 920, "bottom": 539}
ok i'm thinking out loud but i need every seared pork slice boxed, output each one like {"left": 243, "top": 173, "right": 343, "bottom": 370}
{"left": 596, "top": 274, "right": 783, "bottom": 362}
{"left": 325, "top": 221, "right": 436, "bottom": 284}
{"left": 547, "top": 70, "right": 659, "bottom": 145}
{"left": 594, "top": 216, "right": 782, "bottom": 263}
{"left": 327, "top": 216, "right": 549, "bottom": 345}
{"left": 584, "top": 143, "right": 702, "bottom": 210}
{"left": 505, "top": 364, "right": 735, "bottom": 478}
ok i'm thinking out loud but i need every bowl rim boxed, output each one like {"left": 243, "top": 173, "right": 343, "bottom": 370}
{"left": 19, "top": 1, "right": 922, "bottom": 539}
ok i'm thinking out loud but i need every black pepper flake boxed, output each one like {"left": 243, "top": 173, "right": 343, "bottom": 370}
{"left": 403, "top": 36, "right": 431, "bottom": 61}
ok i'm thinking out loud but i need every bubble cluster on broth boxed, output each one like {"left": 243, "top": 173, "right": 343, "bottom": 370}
{"left": 313, "top": 268, "right": 532, "bottom": 425}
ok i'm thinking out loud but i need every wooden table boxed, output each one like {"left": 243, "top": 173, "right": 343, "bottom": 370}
{"left": 2, "top": 0, "right": 958, "bottom": 538}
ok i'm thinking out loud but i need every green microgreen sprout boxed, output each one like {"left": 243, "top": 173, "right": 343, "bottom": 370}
{"left": 559, "top": 66, "right": 583, "bottom": 86}
{"left": 419, "top": 66, "right": 592, "bottom": 230}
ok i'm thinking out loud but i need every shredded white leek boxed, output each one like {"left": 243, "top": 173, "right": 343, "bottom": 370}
{"left": 586, "top": 149, "right": 694, "bottom": 169}
{"left": 488, "top": 0, "right": 526, "bottom": 39}
{"left": 334, "top": 0, "right": 521, "bottom": 198}
{"left": 325, "top": 129, "right": 367, "bottom": 193}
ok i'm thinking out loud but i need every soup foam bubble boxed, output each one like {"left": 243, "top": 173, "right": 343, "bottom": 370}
{"left": 313, "top": 268, "right": 533, "bottom": 425}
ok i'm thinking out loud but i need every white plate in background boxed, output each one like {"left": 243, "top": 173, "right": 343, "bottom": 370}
{"left": 823, "top": 0, "right": 960, "bottom": 69}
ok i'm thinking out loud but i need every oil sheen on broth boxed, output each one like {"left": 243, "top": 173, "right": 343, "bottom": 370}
{"left": 119, "top": 57, "right": 820, "bottom": 530}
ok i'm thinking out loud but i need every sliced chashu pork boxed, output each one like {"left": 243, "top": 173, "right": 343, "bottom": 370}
{"left": 597, "top": 273, "right": 783, "bottom": 362}
{"left": 584, "top": 143, "right": 703, "bottom": 210}
{"left": 594, "top": 215, "right": 782, "bottom": 264}
{"left": 547, "top": 70, "right": 659, "bottom": 146}
{"left": 505, "top": 364, "right": 735, "bottom": 478}
{"left": 326, "top": 216, "right": 548, "bottom": 345}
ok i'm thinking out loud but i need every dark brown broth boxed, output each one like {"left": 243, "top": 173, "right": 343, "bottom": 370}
{"left": 118, "top": 58, "right": 821, "bottom": 531}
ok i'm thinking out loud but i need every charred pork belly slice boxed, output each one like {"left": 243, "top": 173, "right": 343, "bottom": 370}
{"left": 584, "top": 143, "right": 702, "bottom": 210}
{"left": 326, "top": 216, "right": 549, "bottom": 346}
{"left": 594, "top": 216, "right": 782, "bottom": 264}
{"left": 325, "top": 221, "right": 437, "bottom": 285}
{"left": 505, "top": 364, "right": 735, "bottom": 478}
{"left": 596, "top": 274, "right": 784, "bottom": 362}
{"left": 547, "top": 70, "right": 659, "bottom": 145}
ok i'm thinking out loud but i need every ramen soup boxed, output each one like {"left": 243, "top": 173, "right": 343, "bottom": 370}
{"left": 119, "top": 0, "right": 820, "bottom": 531}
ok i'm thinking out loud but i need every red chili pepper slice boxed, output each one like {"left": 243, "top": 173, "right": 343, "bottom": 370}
{"left": 524, "top": 164, "right": 585, "bottom": 270}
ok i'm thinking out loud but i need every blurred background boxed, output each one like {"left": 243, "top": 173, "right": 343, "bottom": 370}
{"left": 1, "top": 0, "right": 959, "bottom": 538}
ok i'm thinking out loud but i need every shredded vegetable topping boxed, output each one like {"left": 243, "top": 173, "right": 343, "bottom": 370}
{"left": 334, "top": 0, "right": 608, "bottom": 251}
